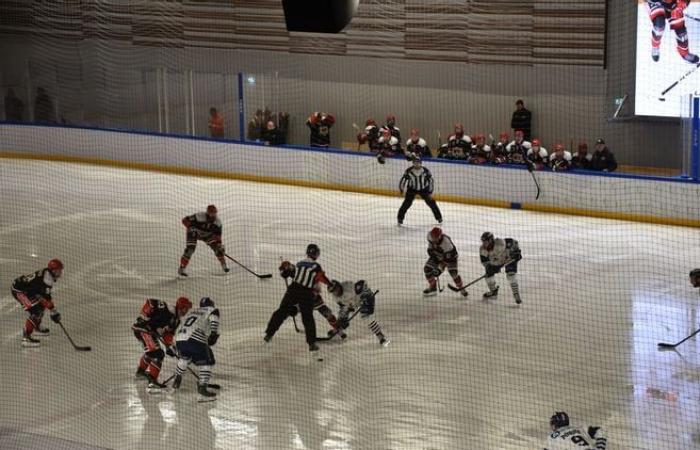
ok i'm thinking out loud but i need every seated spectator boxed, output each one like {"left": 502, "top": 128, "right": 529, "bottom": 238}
{"left": 406, "top": 128, "right": 431, "bottom": 159}
{"left": 208, "top": 107, "right": 224, "bottom": 138}
{"left": 591, "top": 138, "right": 617, "bottom": 172}
{"left": 380, "top": 114, "right": 401, "bottom": 141}
{"left": 444, "top": 123, "right": 471, "bottom": 160}
{"left": 357, "top": 118, "right": 380, "bottom": 151}
{"left": 4, "top": 88, "right": 24, "bottom": 121}
{"left": 505, "top": 130, "right": 531, "bottom": 164}
{"left": 490, "top": 132, "right": 510, "bottom": 164}
{"left": 572, "top": 142, "right": 593, "bottom": 169}
{"left": 549, "top": 143, "right": 572, "bottom": 171}
{"left": 34, "top": 87, "right": 55, "bottom": 123}
{"left": 261, "top": 120, "right": 284, "bottom": 146}
{"left": 247, "top": 109, "right": 264, "bottom": 140}
{"left": 468, "top": 134, "right": 491, "bottom": 164}
{"left": 526, "top": 139, "right": 548, "bottom": 169}
{"left": 376, "top": 128, "right": 401, "bottom": 159}
{"left": 306, "top": 111, "right": 335, "bottom": 148}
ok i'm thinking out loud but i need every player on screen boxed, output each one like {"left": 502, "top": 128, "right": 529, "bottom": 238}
{"left": 11, "top": 259, "right": 64, "bottom": 347}
{"left": 132, "top": 297, "right": 192, "bottom": 392}
{"left": 178, "top": 205, "right": 228, "bottom": 276}
{"left": 327, "top": 279, "right": 390, "bottom": 346}
{"left": 480, "top": 232, "right": 523, "bottom": 304}
{"left": 647, "top": 0, "right": 699, "bottom": 64}
{"left": 424, "top": 227, "right": 469, "bottom": 298}
{"left": 544, "top": 411, "right": 607, "bottom": 450}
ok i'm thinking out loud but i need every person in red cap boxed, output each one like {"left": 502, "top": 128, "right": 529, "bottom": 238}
{"left": 11, "top": 259, "right": 64, "bottom": 347}
{"left": 178, "top": 205, "right": 228, "bottom": 276}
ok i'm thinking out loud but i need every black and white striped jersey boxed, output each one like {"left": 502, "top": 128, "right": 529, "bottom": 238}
{"left": 292, "top": 258, "right": 328, "bottom": 289}
{"left": 399, "top": 166, "right": 435, "bottom": 193}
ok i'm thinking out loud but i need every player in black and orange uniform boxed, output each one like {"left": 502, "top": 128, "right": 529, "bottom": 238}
{"left": 178, "top": 205, "right": 228, "bottom": 276}
{"left": 11, "top": 259, "right": 64, "bottom": 347}
{"left": 647, "top": 0, "right": 699, "bottom": 64}
{"left": 133, "top": 297, "right": 192, "bottom": 391}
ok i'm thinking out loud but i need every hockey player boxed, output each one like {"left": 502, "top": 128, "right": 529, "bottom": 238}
{"left": 527, "top": 139, "right": 549, "bottom": 169}
{"left": 480, "top": 232, "right": 523, "bottom": 304}
{"left": 491, "top": 132, "right": 510, "bottom": 164}
{"left": 572, "top": 142, "right": 593, "bottom": 170}
{"left": 544, "top": 411, "right": 607, "bottom": 450}
{"left": 690, "top": 268, "right": 700, "bottom": 289}
{"left": 549, "top": 143, "right": 572, "bottom": 171}
{"left": 306, "top": 111, "right": 336, "bottom": 147}
{"left": 505, "top": 130, "right": 531, "bottom": 164}
{"left": 380, "top": 114, "right": 401, "bottom": 141}
{"left": 264, "top": 244, "right": 331, "bottom": 353}
{"left": 406, "top": 128, "right": 431, "bottom": 159}
{"left": 446, "top": 123, "right": 472, "bottom": 160}
{"left": 327, "top": 280, "right": 390, "bottom": 346}
{"left": 468, "top": 134, "right": 491, "bottom": 165}
{"left": 178, "top": 205, "right": 228, "bottom": 276}
{"left": 312, "top": 290, "right": 346, "bottom": 340}
{"left": 357, "top": 118, "right": 380, "bottom": 151}
{"left": 376, "top": 128, "right": 402, "bottom": 163}
{"left": 397, "top": 156, "right": 443, "bottom": 225}
{"left": 424, "top": 227, "right": 468, "bottom": 298}
{"left": 11, "top": 259, "right": 64, "bottom": 347}
{"left": 647, "top": 0, "right": 699, "bottom": 64}
{"left": 173, "top": 297, "right": 221, "bottom": 401}
{"left": 132, "top": 296, "right": 192, "bottom": 392}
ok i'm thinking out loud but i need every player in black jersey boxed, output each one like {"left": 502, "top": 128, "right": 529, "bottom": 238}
{"left": 264, "top": 244, "right": 332, "bottom": 353}
{"left": 11, "top": 259, "right": 64, "bottom": 347}
{"left": 178, "top": 204, "right": 228, "bottom": 276}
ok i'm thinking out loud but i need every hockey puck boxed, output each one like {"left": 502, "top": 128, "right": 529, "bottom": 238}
{"left": 658, "top": 97, "right": 666, "bottom": 102}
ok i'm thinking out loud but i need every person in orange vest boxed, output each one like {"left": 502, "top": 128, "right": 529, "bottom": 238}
{"left": 208, "top": 107, "right": 224, "bottom": 138}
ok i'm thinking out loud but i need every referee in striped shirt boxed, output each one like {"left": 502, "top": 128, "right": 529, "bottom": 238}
{"left": 398, "top": 156, "right": 442, "bottom": 225}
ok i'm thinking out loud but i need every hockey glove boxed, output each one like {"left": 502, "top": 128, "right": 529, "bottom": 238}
{"left": 511, "top": 250, "right": 522, "bottom": 262}
{"left": 208, "top": 332, "right": 219, "bottom": 346}
{"left": 50, "top": 310, "right": 61, "bottom": 324}
{"left": 485, "top": 264, "right": 501, "bottom": 277}
{"left": 360, "top": 293, "right": 375, "bottom": 317}
{"left": 165, "top": 346, "right": 176, "bottom": 358}
{"left": 587, "top": 426, "right": 600, "bottom": 439}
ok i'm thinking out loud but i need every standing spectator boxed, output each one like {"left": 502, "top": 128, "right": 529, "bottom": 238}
{"left": 406, "top": 128, "right": 431, "bottom": 159}
{"left": 247, "top": 109, "right": 264, "bottom": 141}
{"left": 572, "top": 142, "right": 593, "bottom": 170}
{"left": 261, "top": 120, "right": 284, "bottom": 146}
{"left": 34, "top": 87, "right": 55, "bottom": 123}
{"left": 591, "top": 138, "right": 618, "bottom": 172}
{"left": 549, "top": 143, "right": 572, "bottom": 171}
{"left": 381, "top": 114, "right": 401, "bottom": 141}
{"left": 510, "top": 99, "right": 532, "bottom": 141}
{"left": 208, "top": 107, "right": 224, "bottom": 138}
{"left": 306, "top": 111, "right": 335, "bottom": 148}
{"left": 4, "top": 88, "right": 24, "bottom": 121}
{"left": 526, "top": 139, "right": 548, "bottom": 169}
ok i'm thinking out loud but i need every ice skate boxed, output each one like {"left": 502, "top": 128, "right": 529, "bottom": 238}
{"left": 514, "top": 293, "right": 522, "bottom": 305}
{"left": 178, "top": 266, "right": 188, "bottom": 277}
{"left": 221, "top": 263, "right": 229, "bottom": 273}
{"left": 423, "top": 285, "right": 438, "bottom": 297}
{"left": 263, "top": 334, "right": 272, "bottom": 343}
{"left": 309, "top": 343, "right": 320, "bottom": 352}
{"left": 135, "top": 367, "right": 148, "bottom": 379}
{"left": 34, "top": 326, "right": 50, "bottom": 336}
{"left": 483, "top": 285, "right": 499, "bottom": 300}
{"left": 197, "top": 384, "right": 217, "bottom": 402}
{"left": 683, "top": 52, "right": 699, "bottom": 64}
{"left": 652, "top": 47, "right": 660, "bottom": 62}
{"left": 173, "top": 374, "right": 182, "bottom": 389}
{"left": 21, "top": 335, "right": 40, "bottom": 348}
{"left": 147, "top": 379, "right": 167, "bottom": 394}
{"left": 379, "top": 336, "right": 391, "bottom": 347}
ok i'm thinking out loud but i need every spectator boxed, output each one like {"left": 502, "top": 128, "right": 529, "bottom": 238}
{"left": 549, "top": 143, "right": 572, "bottom": 171}
{"left": 443, "top": 123, "right": 471, "bottom": 160}
{"left": 510, "top": 99, "right": 532, "bottom": 141}
{"left": 505, "top": 130, "right": 531, "bottom": 164}
{"left": 357, "top": 118, "right": 380, "bottom": 151}
{"left": 591, "top": 138, "right": 618, "bottom": 172}
{"left": 526, "top": 138, "right": 548, "bottom": 169}
{"left": 4, "top": 88, "right": 24, "bottom": 121}
{"left": 208, "top": 107, "right": 224, "bottom": 138}
{"left": 572, "top": 142, "right": 593, "bottom": 170}
{"left": 468, "top": 134, "right": 491, "bottom": 164}
{"left": 276, "top": 112, "right": 290, "bottom": 144}
{"left": 261, "top": 120, "right": 284, "bottom": 146}
{"left": 306, "top": 111, "right": 335, "bottom": 148}
{"left": 380, "top": 114, "right": 401, "bottom": 141}
{"left": 406, "top": 128, "right": 431, "bottom": 159}
{"left": 247, "top": 109, "right": 264, "bottom": 140}
{"left": 491, "top": 131, "right": 510, "bottom": 164}
{"left": 34, "top": 87, "right": 55, "bottom": 123}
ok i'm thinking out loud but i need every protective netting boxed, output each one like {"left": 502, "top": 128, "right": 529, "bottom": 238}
{"left": 1, "top": 1, "right": 700, "bottom": 450}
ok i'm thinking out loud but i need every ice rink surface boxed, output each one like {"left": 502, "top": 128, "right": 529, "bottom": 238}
{"left": 1, "top": 160, "right": 700, "bottom": 450}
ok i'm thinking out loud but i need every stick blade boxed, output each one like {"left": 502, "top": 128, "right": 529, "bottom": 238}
{"left": 75, "top": 346, "right": 92, "bottom": 352}
{"left": 258, "top": 274, "right": 273, "bottom": 279}
{"left": 447, "top": 284, "right": 461, "bottom": 292}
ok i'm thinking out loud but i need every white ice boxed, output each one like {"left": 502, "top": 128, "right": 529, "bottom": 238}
{"left": 1, "top": 160, "right": 700, "bottom": 450}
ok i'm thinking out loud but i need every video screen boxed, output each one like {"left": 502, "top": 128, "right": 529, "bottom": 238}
{"left": 635, "top": 0, "right": 700, "bottom": 117}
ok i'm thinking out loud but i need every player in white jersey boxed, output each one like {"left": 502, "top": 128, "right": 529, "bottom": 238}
{"left": 173, "top": 297, "right": 220, "bottom": 401}
{"left": 327, "top": 280, "right": 390, "bottom": 346}
{"left": 480, "top": 232, "right": 523, "bottom": 304}
{"left": 544, "top": 411, "right": 607, "bottom": 450}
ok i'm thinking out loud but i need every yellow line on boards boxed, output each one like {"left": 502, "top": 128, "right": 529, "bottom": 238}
{"left": 1, "top": 151, "right": 699, "bottom": 229}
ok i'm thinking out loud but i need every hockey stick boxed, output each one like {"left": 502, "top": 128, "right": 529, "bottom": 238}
{"left": 658, "top": 328, "right": 700, "bottom": 349}
{"left": 686, "top": 13, "right": 700, "bottom": 23}
{"left": 316, "top": 290, "right": 379, "bottom": 342}
{"left": 527, "top": 163, "right": 541, "bottom": 200}
{"left": 659, "top": 63, "right": 700, "bottom": 99}
{"left": 58, "top": 322, "right": 91, "bottom": 351}
{"left": 224, "top": 253, "right": 272, "bottom": 278}
{"left": 448, "top": 259, "right": 515, "bottom": 293}
{"left": 437, "top": 277, "right": 445, "bottom": 293}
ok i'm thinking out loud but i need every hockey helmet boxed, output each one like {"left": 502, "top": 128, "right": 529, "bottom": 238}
{"left": 328, "top": 280, "right": 343, "bottom": 296}
{"left": 412, "top": 154, "right": 422, "bottom": 165}
{"left": 428, "top": 227, "right": 443, "bottom": 243}
{"left": 354, "top": 280, "right": 367, "bottom": 295}
{"left": 554, "top": 143, "right": 564, "bottom": 152}
{"left": 454, "top": 123, "right": 464, "bottom": 133}
{"left": 499, "top": 131, "right": 509, "bottom": 140}
{"left": 386, "top": 114, "right": 396, "bottom": 126}
{"left": 690, "top": 268, "right": 700, "bottom": 287}
{"left": 176, "top": 297, "right": 193, "bottom": 316}
{"left": 206, "top": 204, "right": 218, "bottom": 220}
{"left": 515, "top": 130, "right": 524, "bottom": 137}
{"left": 690, "top": 268, "right": 700, "bottom": 278}
{"left": 365, "top": 118, "right": 376, "bottom": 127}
{"left": 549, "top": 411, "right": 570, "bottom": 430}
{"left": 47, "top": 258, "right": 64, "bottom": 276}
{"left": 200, "top": 297, "right": 215, "bottom": 308}
{"left": 410, "top": 128, "right": 420, "bottom": 140}
{"left": 306, "top": 243, "right": 320, "bottom": 260}
{"left": 532, "top": 138, "right": 541, "bottom": 147}
{"left": 481, "top": 231, "right": 495, "bottom": 246}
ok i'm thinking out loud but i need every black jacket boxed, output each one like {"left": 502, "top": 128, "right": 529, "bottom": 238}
{"left": 590, "top": 147, "right": 617, "bottom": 172}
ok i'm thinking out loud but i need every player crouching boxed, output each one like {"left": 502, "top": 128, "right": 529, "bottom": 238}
{"left": 479, "top": 232, "right": 522, "bottom": 304}
{"left": 424, "top": 227, "right": 468, "bottom": 297}
{"left": 327, "top": 280, "right": 390, "bottom": 346}
{"left": 173, "top": 297, "right": 221, "bottom": 401}
{"left": 133, "top": 297, "right": 192, "bottom": 392}
{"left": 11, "top": 259, "right": 64, "bottom": 347}
{"left": 178, "top": 205, "right": 228, "bottom": 276}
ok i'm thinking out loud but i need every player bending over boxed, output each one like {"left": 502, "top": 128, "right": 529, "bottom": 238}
{"left": 11, "top": 259, "right": 64, "bottom": 347}
{"left": 328, "top": 280, "right": 389, "bottom": 346}
{"left": 264, "top": 244, "right": 331, "bottom": 353}
{"left": 178, "top": 205, "right": 228, "bottom": 276}
{"left": 424, "top": 227, "right": 468, "bottom": 297}
{"left": 544, "top": 411, "right": 606, "bottom": 450}
{"left": 480, "top": 232, "right": 522, "bottom": 304}
{"left": 132, "top": 297, "right": 192, "bottom": 392}
{"left": 173, "top": 297, "right": 221, "bottom": 401}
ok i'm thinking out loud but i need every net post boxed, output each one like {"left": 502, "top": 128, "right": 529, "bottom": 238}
{"left": 692, "top": 96, "right": 699, "bottom": 181}
{"left": 237, "top": 72, "right": 245, "bottom": 142}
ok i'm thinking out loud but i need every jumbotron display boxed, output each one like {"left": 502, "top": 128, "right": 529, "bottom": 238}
{"left": 635, "top": 0, "right": 700, "bottom": 117}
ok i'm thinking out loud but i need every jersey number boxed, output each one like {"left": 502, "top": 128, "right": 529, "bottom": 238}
{"left": 571, "top": 436, "right": 590, "bottom": 446}
{"left": 179, "top": 316, "right": 197, "bottom": 333}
